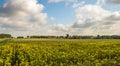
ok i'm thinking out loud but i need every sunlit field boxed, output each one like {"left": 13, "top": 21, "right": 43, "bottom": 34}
{"left": 0, "top": 39, "right": 120, "bottom": 66}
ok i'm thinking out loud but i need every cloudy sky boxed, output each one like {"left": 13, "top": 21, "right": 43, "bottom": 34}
{"left": 0, "top": 0, "right": 120, "bottom": 36}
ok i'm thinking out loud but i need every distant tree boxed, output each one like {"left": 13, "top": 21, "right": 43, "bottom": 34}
{"left": 96, "top": 35, "right": 100, "bottom": 39}
{"left": 17, "top": 36, "right": 24, "bottom": 38}
{"left": 101, "top": 35, "right": 112, "bottom": 39}
{"left": 27, "top": 36, "right": 30, "bottom": 38}
{"left": 71, "top": 35, "right": 80, "bottom": 39}
{"left": 57, "top": 36, "right": 64, "bottom": 38}
{"left": 0, "top": 34, "right": 12, "bottom": 38}
{"left": 30, "top": 36, "right": 48, "bottom": 38}
{"left": 65, "top": 34, "right": 69, "bottom": 38}
{"left": 112, "top": 35, "right": 120, "bottom": 39}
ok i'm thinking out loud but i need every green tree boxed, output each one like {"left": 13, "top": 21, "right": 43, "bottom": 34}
{"left": 0, "top": 34, "right": 11, "bottom": 38}
{"left": 65, "top": 34, "right": 69, "bottom": 38}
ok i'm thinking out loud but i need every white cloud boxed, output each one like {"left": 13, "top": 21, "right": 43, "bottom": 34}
{"left": 72, "top": 4, "right": 120, "bottom": 35}
{"left": 0, "top": 0, "right": 44, "bottom": 16}
{"left": 30, "top": 13, "right": 48, "bottom": 24}
{"left": 48, "top": 0, "right": 78, "bottom": 3}
{"left": 54, "top": 24, "right": 69, "bottom": 31}
{"left": 72, "top": 1, "right": 85, "bottom": 8}
{"left": 50, "top": 17, "right": 55, "bottom": 21}
{"left": 96, "top": 0, "right": 105, "bottom": 6}
{"left": 73, "top": 5, "right": 110, "bottom": 28}
{"left": 48, "top": 0, "right": 63, "bottom": 3}
{"left": 50, "top": 24, "right": 78, "bottom": 35}
{"left": 0, "top": 0, "right": 48, "bottom": 35}
{"left": 0, "top": 0, "right": 120, "bottom": 36}
{"left": 107, "top": 0, "right": 120, "bottom": 4}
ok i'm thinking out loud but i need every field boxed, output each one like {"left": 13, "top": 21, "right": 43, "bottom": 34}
{"left": 0, "top": 39, "right": 120, "bottom": 66}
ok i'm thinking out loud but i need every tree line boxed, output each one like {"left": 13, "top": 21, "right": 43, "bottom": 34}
{"left": 0, "top": 34, "right": 120, "bottom": 39}
{"left": 0, "top": 34, "right": 12, "bottom": 38}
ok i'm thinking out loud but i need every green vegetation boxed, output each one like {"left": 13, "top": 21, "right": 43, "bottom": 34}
{"left": 0, "top": 39, "right": 120, "bottom": 66}
{"left": 0, "top": 34, "right": 11, "bottom": 38}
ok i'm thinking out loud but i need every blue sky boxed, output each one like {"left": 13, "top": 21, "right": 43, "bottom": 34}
{"left": 38, "top": 0, "right": 97, "bottom": 24}
{"left": 38, "top": 0, "right": 75, "bottom": 25}
{"left": 0, "top": 0, "right": 4, "bottom": 6}
{"left": 0, "top": 0, "right": 120, "bottom": 36}
{"left": 36, "top": 0, "right": 100, "bottom": 25}
{"left": 38, "top": 0, "right": 119, "bottom": 24}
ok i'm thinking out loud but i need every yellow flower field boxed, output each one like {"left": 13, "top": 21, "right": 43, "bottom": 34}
{"left": 0, "top": 39, "right": 120, "bottom": 66}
